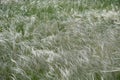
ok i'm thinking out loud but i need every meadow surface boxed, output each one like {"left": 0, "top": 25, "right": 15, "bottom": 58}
{"left": 0, "top": 0, "right": 120, "bottom": 80}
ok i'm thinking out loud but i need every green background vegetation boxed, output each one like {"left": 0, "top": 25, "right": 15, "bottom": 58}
{"left": 0, "top": 0, "right": 120, "bottom": 80}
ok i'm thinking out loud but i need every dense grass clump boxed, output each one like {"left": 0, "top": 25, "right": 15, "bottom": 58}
{"left": 0, "top": 0, "right": 120, "bottom": 80}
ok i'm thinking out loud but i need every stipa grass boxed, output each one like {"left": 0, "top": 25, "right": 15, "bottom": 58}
{"left": 0, "top": 0, "right": 120, "bottom": 80}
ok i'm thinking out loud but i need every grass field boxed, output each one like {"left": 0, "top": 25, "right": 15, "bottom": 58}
{"left": 0, "top": 0, "right": 120, "bottom": 80}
